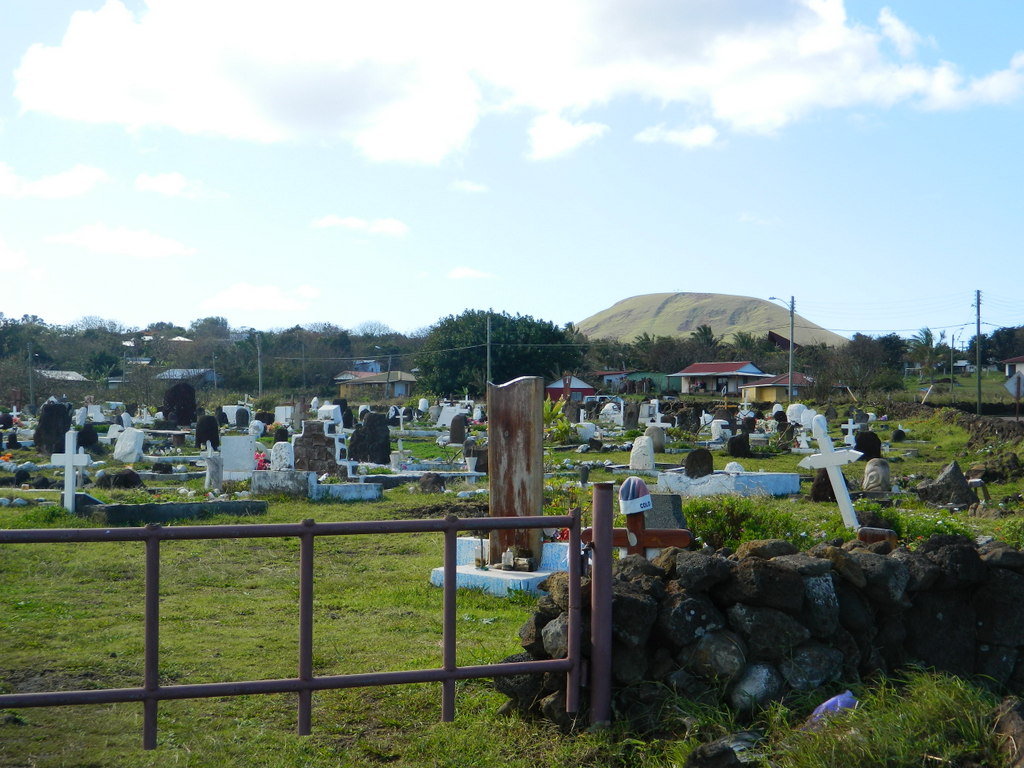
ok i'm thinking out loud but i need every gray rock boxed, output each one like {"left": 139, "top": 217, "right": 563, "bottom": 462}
{"left": 915, "top": 461, "right": 977, "bottom": 508}
{"left": 847, "top": 550, "right": 910, "bottom": 609}
{"left": 657, "top": 588, "right": 726, "bottom": 649}
{"left": 735, "top": 539, "right": 798, "bottom": 560}
{"left": 802, "top": 573, "right": 840, "bottom": 638}
{"left": 611, "top": 582, "right": 659, "bottom": 648}
{"left": 674, "top": 551, "right": 734, "bottom": 592}
{"left": 779, "top": 643, "right": 843, "bottom": 690}
{"left": 726, "top": 603, "right": 810, "bottom": 662}
{"left": 975, "top": 568, "right": 1024, "bottom": 645}
{"left": 681, "top": 630, "right": 747, "bottom": 680}
{"left": 713, "top": 558, "right": 805, "bottom": 614}
{"left": 728, "top": 663, "right": 784, "bottom": 712}
{"left": 541, "top": 613, "right": 570, "bottom": 658}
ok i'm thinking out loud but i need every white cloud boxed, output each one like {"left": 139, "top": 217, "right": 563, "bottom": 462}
{"left": 0, "top": 162, "right": 108, "bottom": 198}
{"left": 878, "top": 8, "right": 920, "bottom": 59}
{"left": 635, "top": 123, "right": 718, "bottom": 149}
{"left": 528, "top": 114, "right": 608, "bottom": 160}
{"left": 13, "top": 1, "right": 1024, "bottom": 161}
{"left": 47, "top": 222, "right": 196, "bottom": 259}
{"left": 312, "top": 215, "right": 409, "bottom": 236}
{"left": 135, "top": 171, "right": 222, "bottom": 198}
{"left": 447, "top": 267, "right": 494, "bottom": 279}
{"left": 450, "top": 179, "right": 488, "bottom": 193}
{"left": 200, "top": 282, "right": 321, "bottom": 312}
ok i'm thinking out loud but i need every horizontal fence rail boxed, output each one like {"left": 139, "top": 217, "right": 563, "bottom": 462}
{"left": 0, "top": 511, "right": 583, "bottom": 749}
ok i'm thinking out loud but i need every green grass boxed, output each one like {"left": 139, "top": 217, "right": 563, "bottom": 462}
{"left": 1, "top": 406, "right": 1021, "bottom": 766}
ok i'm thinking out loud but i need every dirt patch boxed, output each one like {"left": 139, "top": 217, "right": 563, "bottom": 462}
{"left": 401, "top": 499, "right": 490, "bottom": 519}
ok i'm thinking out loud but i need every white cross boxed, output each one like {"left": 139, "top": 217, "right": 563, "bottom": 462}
{"left": 840, "top": 418, "right": 859, "bottom": 447}
{"left": 799, "top": 414, "right": 862, "bottom": 529}
{"left": 50, "top": 429, "right": 92, "bottom": 512}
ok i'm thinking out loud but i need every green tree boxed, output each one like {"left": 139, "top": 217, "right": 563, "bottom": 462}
{"left": 690, "top": 324, "right": 721, "bottom": 358}
{"left": 908, "top": 328, "right": 943, "bottom": 384}
{"left": 414, "top": 310, "right": 584, "bottom": 397}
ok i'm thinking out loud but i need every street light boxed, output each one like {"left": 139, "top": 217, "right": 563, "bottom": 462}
{"left": 769, "top": 296, "right": 795, "bottom": 402}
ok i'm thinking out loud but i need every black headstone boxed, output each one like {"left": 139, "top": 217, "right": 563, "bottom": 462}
{"left": 727, "top": 433, "right": 753, "bottom": 458}
{"left": 235, "top": 408, "right": 250, "bottom": 429}
{"left": 274, "top": 427, "right": 290, "bottom": 443}
{"left": 0, "top": 413, "right": 13, "bottom": 429}
{"left": 810, "top": 468, "right": 838, "bottom": 502}
{"left": 162, "top": 383, "right": 197, "bottom": 427}
{"left": 854, "top": 431, "right": 883, "bottom": 461}
{"left": 33, "top": 402, "right": 72, "bottom": 454}
{"left": 195, "top": 414, "right": 220, "bottom": 451}
{"left": 348, "top": 412, "right": 391, "bottom": 465}
{"left": 684, "top": 448, "right": 714, "bottom": 478}
{"left": 78, "top": 423, "right": 99, "bottom": 449}
{"left": 255, "top": 411, "right": 274, "bottom": 426}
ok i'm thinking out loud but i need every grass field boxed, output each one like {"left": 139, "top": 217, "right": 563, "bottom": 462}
{"left": 2, "top": 406, "right": 1022, "bottom": 766}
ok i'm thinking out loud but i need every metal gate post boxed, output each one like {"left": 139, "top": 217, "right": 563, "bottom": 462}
{"left": 298, "top": 520, "right": 315, "bottom": 734}
{"left": 589, "top": 482, "right": 614, "bottom": 726}
{"left": 565, "top": 506, "right": 581, "bottom": 713}
{"left": 143, "top": 525, "right": 161, "bottom": 750}
{"left": 441, "top": 516, "right": 458, "bottom": 721}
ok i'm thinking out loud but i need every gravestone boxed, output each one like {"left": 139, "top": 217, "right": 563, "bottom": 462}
{"left": 348, "top": 412, "right": 390, "bottom": 465}
{"left": 235, "top": 407, "right": 251, "bottom": 429}
{"left": 622, "top": 402, "right": 640, "bottom": 430}
{"left": 449, "top": 413, "right": 468, "bottom": 445}
{"left": 342, "top": 407, "right": 354, "bottom": 429}
{"left": 113, "top": 427, "right": 146, "bottom": 463}
{"left": 862, "top": 458, "right": 891, "bottom": 493}
{"left": 220, "top": 435, "right": 257, "bottom": 480}
{"left": 854, "top": 431, "right": 883, "bottom": 461}
{"left": 647, "top": 493, "right": 687, "bottom": 529}
{"left": 915, "top": 462, "right": 977, "bottom": 507}
{"left": 644, "top": 425, "right": 666, "bottom": 453}
{"left": 488, "top": 377, "right": 544, "bottom": 564}
{"left": 74, "top": 406, "right": 88, "bottom": 427}
{"left": 274, "top": 426, "right": 290, "bottom": 444}
{"left": 271, "top": 441, "right": 295, "bottom": 470}
{"left": 710, "top": 420, "right": 731, "bottom": 442}
{"left": 293, "top": 420, "right": 343, "bottom": 475}
{"left": 798, "top": 414, "right": 861, "bottom": 529}
{"left": 162, "top": 383, "right": 197, "bottom": 427}
{"left": 254, "top": 411, "right": 274, "bottom": 426}
{"left": 216, "top": 407, "right": 229, "bottom": 426}
{"left": 50, "top": 429, "right": 92, "bottom": 512}
{"left": 629, "top": 436, "right": 656, "bottom": 470}
{"left": 202, "top": 443, "right": 222, "bottom": 492}
{"left": 741, "top": 417, "right": 757, "bottom": 435}
{"left": 684, "top": 448, "right": 714, "bottom": 478}
{"left": 34, "top": 402, "right": 72, "bottom": 454}
{"left": 78, "top": 423, "right": 99, "bottom": 450}
{"left": 563, "top": 401, "right": 582, "bottom": 424}
{"left": 0, "top": 412, "right": 12, "bottom": 429}
{"left": 274, "top": 405, "right": 294, "bottom": 426}
{"left": 195, "top": 414, "right": 221, "bottom": 451}
{"left": 727, "top": 433, "right": 753, "bottom": 458}
{"left": 810, "top": 468, "right": 838, "bottom": 502}
{"left": 248, "top": 420, "right": 265, "bottom": 438}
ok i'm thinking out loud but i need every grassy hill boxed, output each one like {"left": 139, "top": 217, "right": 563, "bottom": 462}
{"left": 577, "top": 292, "right": 849, "bottom": 346}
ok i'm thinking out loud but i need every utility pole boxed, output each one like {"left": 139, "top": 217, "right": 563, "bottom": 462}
{"left": 255, "top": 332, "right": 263, "bottom": 397}
{"left": 976, "top": 289, "right": 982, "bottom": 415}
{"left": 787, "top": 296, "right": 795, "bottom": 402}
{"left": 486, "top": 313, "right": 492, "bottom": 386}
{"left": 26, "top": 342, "right": 35, "bottom": 411}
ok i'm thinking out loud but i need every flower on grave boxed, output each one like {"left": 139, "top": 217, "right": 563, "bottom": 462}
{"left": 254, "top": 451, "right": 270, "bottom": 471}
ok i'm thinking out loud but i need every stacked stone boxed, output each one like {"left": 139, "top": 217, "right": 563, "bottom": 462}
{"left": 497, "top": 534, "right": 1024, "bottom": 731}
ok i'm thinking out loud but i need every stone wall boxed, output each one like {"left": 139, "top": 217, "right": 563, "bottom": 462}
{"left": 498, "top": 534, "right": 1024, "bottom": 731}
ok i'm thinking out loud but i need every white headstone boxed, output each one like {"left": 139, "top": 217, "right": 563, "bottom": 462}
{"left": 418, "top": 398, "right": 430, "bottom": 413}
{"left": 271, "top": 441, "right": 294, "bottom": 470}
{"left": 771, "top": 403, "right": 784, "bottom": 416}
{"left": 74, "top": 407, "right": 88, "bottom": 427}
{"left": 317, "top": 404, "right": 342, "bottom": 424}
{"left": 87, "top": 404, "right": 106, "bottom": 422}
{"left": 50, "top": 429, "right": 92, "bottom": 511}
{"left": 710, "top": 420, "right": 731, "bottom": 442}
{"left": 629, "top": 436, "right": 656, "bottom": 471}
{"left": 799, "top": 409, "right": 817, "bottom": 429}
{"left": 248, "top": 419, "right": 266, "bottom": 437}
{"left": 786, "top": 403, "right": 806, "bottom": 423}
{"left": 220, "top": 435, "right": 257, "bottom": 480}
{"left": 112, "top": 427, "right": 145, "bottom": 463}
{"left": 310, "top": 397, "right": 321, "bottom": 412}
{"left": 120, "top": 412, "right": 134, "bottom": 429}
{"left": 576, "top": 422, "right": 598, "bottom": 442}
{"left": 274, "top": 406, "right": 294, "bottom": 425}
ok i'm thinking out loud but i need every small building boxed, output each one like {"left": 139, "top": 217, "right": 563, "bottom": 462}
{"left": 739, "top": 372, "right": 813, "bottom": 403}
{"left": 591, "top": 369, "right": 634, "bottom": 389}
{"left": 545, "top": 375, "right": 597, "bottom": 402}
{"left": 339, "top": 371, "right": 417, "bottom": 399}
{"left": 668, "top": 361, "right": 770, "bottom": 396}
{"left": 1001, "top": 355, "right": 1024, "bottom": 378}
{"left": 35, "top": 370, "right": 90, "bottom": 383}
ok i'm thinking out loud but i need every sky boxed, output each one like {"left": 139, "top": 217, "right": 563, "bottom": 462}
{"left": 1, "top": 0, "right": 1022, "bottom": 347}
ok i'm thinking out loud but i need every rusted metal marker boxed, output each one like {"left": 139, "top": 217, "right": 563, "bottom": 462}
{"left": 0, "top": 511, "right": 591, "bottom": 749}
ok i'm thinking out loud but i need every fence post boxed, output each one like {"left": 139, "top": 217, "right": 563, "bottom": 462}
{"left": 298, "top": 519, "right": 315, "bottom": 735}
{"left": 441, "top": 516, "right": 458, "bottom": 721}
{"left": 590, "top": 482, "right": 614, "bottom": 727}
{"left": 565, "top": 506, "right": 581, "bottom": 714}
{"left": 143, "top": 524, "right": 161, "bottom": 750}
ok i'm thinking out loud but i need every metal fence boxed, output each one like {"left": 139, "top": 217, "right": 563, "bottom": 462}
{"left": 0, "top": 507, "right": 593, "bottom": 749}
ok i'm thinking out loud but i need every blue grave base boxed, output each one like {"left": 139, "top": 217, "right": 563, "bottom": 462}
{"left": 429, "top": 537, "right": 571, "bottom": 596}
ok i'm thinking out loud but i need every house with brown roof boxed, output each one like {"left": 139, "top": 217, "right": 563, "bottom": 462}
{"left": 667, "top": 361, "right": 770, "bottom": 396}
{"left": 739, "top": 372, "right": 813, "bottom": 403}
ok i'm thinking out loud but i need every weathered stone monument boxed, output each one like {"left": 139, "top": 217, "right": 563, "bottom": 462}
{"left": 195, "top": 414, "right": 221, "bottom": 451}
{"left": 348, "top": 412, "right": 390, "bottom": 465}
{"left": 33, "top": 402, "right": 72, "bottom": 454}
{"left": 162, "top": 383, "right": 197, "bottom": 427}
{"left": 488, "top": 376, "right": 544, "bottom": 565}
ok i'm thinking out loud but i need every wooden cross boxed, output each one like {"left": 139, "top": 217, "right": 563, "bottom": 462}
{"left": 582, "top": 513, "right": 693, "bottom": 558}
{"left": 799, "top": 414, "right": 861, "bottom": 529}
{"left": 50, "top": 429, "right": 92, "bottom": 513}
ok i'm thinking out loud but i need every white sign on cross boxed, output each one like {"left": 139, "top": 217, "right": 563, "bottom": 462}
{"left": 798, "top": 414, "right": 862, "bottom": 529}
{"left": 50, "top": 429, "right": 92, "bottom": 512}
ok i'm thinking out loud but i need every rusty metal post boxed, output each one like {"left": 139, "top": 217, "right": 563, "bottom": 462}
{"left": 143, "top": 525, "right": 161, "bottom": 749}
{"left": 298, "top": 520, "right": 315, "bottom": 735}
{"left": 441, "top": 516, "right": 458, "bottom": 721}
{"left": 565, "top": 506, "right": 581, "bottom": 714}
{"left": 589, "top": 483, "right": 614, "bottom": 727}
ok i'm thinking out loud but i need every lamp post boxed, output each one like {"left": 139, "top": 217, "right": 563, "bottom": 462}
{"left": 769, "top": 296, "right": 795, "bottom": 402}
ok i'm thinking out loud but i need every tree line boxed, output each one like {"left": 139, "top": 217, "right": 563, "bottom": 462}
{"left": 0, "top": 309, "right": 1020, "bottom": 405}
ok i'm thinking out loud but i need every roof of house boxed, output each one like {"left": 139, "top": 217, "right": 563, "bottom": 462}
{"left": 1001, "top": 355, "right": 1024, "bottom": 364}
{"left": 156, "top": 368, "right": 214, "bottom": 380}
{"left": 344, "top": 371, "right": 418, "bottom": 385}
{"left": 671, "top": 361, "right": 768, "bottom": 377}
{"left": 740, "top": 372, "right": 812, "bottom": 389}
{"left": 545, "top": 376, "right": 595, "bottom": 390}
{"left": 333, "top": 370, "right": 378, "bottom": 382}
{"left": 35, "top": 370, "right": 89, "bottom": 381}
